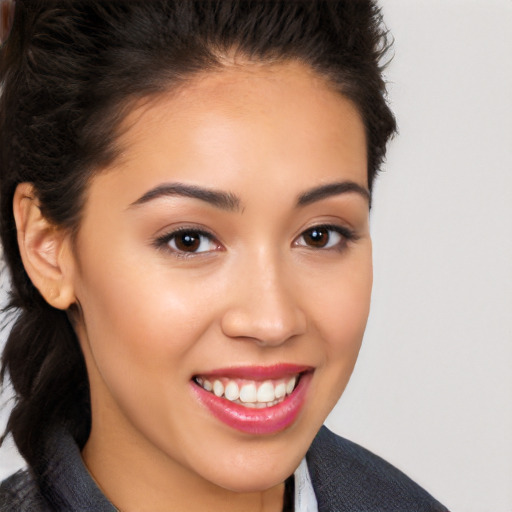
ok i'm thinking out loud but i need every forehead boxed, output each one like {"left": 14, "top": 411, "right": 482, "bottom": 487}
{"left": 118, "top": 61, "right": 364, "bottom": 157}
{"left": 92, "top": 61, "right": 368, "bottom": 209}
{"left": 127, "top": 60, "right": 353, "bottom": 122}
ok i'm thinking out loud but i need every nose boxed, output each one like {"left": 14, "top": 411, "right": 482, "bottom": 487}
{"left": 220, "top": 254, "right": 307, "bottom": 346}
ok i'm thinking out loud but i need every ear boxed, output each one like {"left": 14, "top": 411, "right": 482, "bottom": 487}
{"left": 13, "top": 183, "right": 76, "bottom": 310}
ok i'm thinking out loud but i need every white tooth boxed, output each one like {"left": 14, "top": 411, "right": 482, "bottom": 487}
{"left": 286, "top": 376, "right": 297, "bottom": 395}
{"left": 275, "top": 382, "right": 286, "bottom": 399}
{"left": 224, "top": 381, "right": 240, "bottom": 401}
{"left": 203, "top": 380, "right": 213, "bottom": 392}
{"left": 239, "top": 383, "right": 257, "bottom": 403}
{"left": 213, "top": 380, "right": 224, "bottom": 397}
{"left": 244, "top": 402, "right": 257, "bottom": 408}
{"left": 257, "top": 381, "right": 275, "bottom": 403}
{"left": 256, "top": 402, "right": 267, "bottom": 408}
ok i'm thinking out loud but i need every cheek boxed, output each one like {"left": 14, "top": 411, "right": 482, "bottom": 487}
{"left": 316, "top": 283, "right": 370, "bottom": 375}
{"left": 312, "top": 249, "right": 372, "bottom": 353}
{"left": 327, "top": 276, "right": 372, "bottom": 352}
{"left": 73, "top": 255, "right": 218, "bottom": 386}
{"left": 306, "top": 250, "right": 372, "bottom": 409}
{"left": 72, "top": 261, "right": 218, "bottom": 441}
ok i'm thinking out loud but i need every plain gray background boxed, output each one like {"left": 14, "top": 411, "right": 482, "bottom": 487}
{"left": 1, "top": 1, "right": 511, "bottom": 511}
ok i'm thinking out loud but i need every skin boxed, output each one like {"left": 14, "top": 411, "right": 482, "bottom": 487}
{"left": 24, "top": 61, "right": 372, "bottom": 511}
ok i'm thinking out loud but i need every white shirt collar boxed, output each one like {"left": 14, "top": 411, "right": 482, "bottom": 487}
{"left": 294, "top": 457, "right": 319, "bottom": 512}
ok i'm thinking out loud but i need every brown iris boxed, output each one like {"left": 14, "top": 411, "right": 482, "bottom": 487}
{"left": 303, "top": 227, "right": 330, "bottom": 248}
{"left": 174, "top": 232, "right": 202, "bottom": 252}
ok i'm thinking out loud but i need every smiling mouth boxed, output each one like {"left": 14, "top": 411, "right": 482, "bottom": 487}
{"left": 193, "top": 375, "right": 300, "bottom": 408}
{"left": 191, "top": 365, "right": 312, "bottom": 434}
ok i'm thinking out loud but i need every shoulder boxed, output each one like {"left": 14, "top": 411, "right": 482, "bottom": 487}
{"left": 0, "top": 469, "right": 51, "bottom": 511}
{"left": 307, "top": 426, "right": 449, "bottom": 512}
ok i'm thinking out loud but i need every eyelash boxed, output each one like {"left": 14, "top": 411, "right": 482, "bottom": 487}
{"left": 154, "top": 224, "right": 357, "bottom": 257}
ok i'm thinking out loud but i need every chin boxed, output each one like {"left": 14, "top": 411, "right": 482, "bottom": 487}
{"left": 184, "top": 429, "right": 311, "bottom": 494}
{"left": 204, "top": 462, "right": 296, "bottom": 494}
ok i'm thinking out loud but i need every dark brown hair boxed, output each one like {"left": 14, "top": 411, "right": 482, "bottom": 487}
{"left": 0, "top": 0, "right": 396, "bottom": 467}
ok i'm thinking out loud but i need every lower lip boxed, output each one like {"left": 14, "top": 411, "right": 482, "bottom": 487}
{"left": 191, "top": 373, "right": 312, "bottom": 435}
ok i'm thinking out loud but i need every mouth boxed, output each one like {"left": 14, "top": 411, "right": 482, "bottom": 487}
{"left": 193, "top": 374, "right": 299, "bottom": 408}
{"left": 191, "top": 364, "right": 312, "bottom": 435}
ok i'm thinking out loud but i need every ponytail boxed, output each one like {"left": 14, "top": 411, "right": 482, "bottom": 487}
{"left": 1, "top": 299, "right": 91, "bottom": 463}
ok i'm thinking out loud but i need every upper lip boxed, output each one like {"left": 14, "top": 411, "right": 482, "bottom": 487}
{"left": 194, "top": 363, "right": 313, "bottom": 380}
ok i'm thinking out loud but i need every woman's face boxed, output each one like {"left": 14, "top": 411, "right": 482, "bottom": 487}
{"left": 72, "top": 61, "right": 371, "bottom": 494}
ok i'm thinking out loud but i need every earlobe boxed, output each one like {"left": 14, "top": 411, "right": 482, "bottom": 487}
{"left": 13, "top": 183, "right": 76, "bottom": 310}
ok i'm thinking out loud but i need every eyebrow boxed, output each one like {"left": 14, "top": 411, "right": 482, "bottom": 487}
{"left": 296, "top": 181, "right": 371, "bottom": 207}
{"left": 129, "top": 179, "right": 370, "bottom": 212}
{"left": 129, "top": 182, "right": 241, "bottom": 211}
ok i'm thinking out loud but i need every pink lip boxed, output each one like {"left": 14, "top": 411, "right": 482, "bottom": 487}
{"left": 191, "top": 365, "right": 313, "bottom": 435}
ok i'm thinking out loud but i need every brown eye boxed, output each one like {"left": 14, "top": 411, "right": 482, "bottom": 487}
{"left": 174, "top": 232, "right": 201, "bottom": 251}
{"left": 295, "top": 225, "right": 350, "bottom": 250}
{"left": 303, "top": 227, "right": 331, "bottom": 248}
{"left": 167, "top": 230, "right": 217, "bottom": 254}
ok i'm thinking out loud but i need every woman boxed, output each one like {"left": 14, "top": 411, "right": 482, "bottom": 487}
{"left": 0, "top": 1, "right": 448, "bottom": 510}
